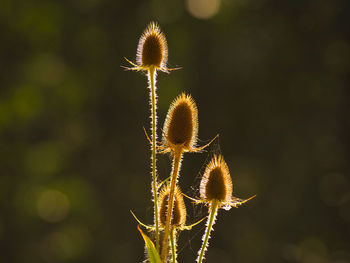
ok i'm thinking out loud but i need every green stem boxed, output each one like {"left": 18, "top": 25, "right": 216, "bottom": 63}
{"left": 197, "top": 200, "right": 219, "bottom": 263}
{"left": 149, "top": 66, "right": 159, "bottom": 251}
{"left": 170, "top": 228, "right": 177, "bottom": 263}
{"left": 161, "top": 149, "right": 183, "bottom": 262}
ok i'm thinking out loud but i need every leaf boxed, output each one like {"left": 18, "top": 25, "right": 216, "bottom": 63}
{"left": 130, "top": 210, "right": 153, "bottom": 229}
{"left": 137, "top": 225, "right": 161, "bottom": 263}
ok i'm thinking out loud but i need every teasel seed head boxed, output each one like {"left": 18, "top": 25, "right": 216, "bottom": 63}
{"left": 159, "top": 185, "right": 186, "bottom": 229}
{"left": 162, "top": 93, "right": 198, "bottom": 152}
{"left": 123, "top": 22, "right": 178, "bottom": 73}
{"left": 200, "top": 155, "right": 232, "bottom": 203}
{"left": 195, "top": 155, "right": 255, "bottom": 263}
{"left": 136, "top": 22, "right": 168, "bottom": 70}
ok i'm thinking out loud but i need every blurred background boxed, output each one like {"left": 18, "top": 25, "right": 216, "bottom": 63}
{"left": 1, "top": 0, "right": 350, "bottom": 262}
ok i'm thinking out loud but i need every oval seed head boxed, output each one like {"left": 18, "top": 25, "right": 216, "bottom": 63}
{"left": 200, "top": 155, "right": 233, "bottom": 203}
{"left": 136, "top": 22, "right": 168, "bottom": 69}
{"left": 163, "top": 93, "right": 198, "bottom": 150}
{"left": 158, "top": 186, "right": 186, "bottom": 229}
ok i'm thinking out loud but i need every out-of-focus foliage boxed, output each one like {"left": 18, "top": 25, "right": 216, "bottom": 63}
{"left": 0, "top": 0, "right": 349, "bottom": 262}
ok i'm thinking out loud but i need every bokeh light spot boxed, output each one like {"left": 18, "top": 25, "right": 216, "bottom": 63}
{"left": 36, "top": 189, "right": 70, "bottom": 223}
{"left": 40, "top": 226, "right": 91, "bottom": 261}
{"left": 186, "top": 0, "right": 221, "bottom": 19}
{"left": 319, "top": 173, "right": 349, "bottom": 207}
{"left": 26, "top": 53, "right": 66, "bottom": 86}
{"left": 296, "top": 237, "right": 328, "bottom": 263}
{"left": 26, "top": 142, "right": 65, "bottom": 178}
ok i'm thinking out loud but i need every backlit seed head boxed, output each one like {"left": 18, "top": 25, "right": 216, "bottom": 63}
{"left": 136, "top": 22, "right": 168, "bottom": 69}
{"left": 159, "top": 186, "right": 186, "bottom": 229}
{"left": 163, "top": 93, "right": 198, "bottom": 151}
{"left": 200, "top": 155, "right": 233, "bottom": 202}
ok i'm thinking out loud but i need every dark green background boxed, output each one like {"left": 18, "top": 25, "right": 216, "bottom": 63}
{"left": 1, "top": 0, "right": 350, "bottom": 262}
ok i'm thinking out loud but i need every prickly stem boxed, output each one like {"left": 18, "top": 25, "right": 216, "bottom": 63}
{"left": 161, "top": 149, "right": 183, "bottom": 262}
{"left": 197, "top": 199, "right": 219, "bottom": 263}
{"left": 148, "top": 66, "right": 160, "bottom": 251}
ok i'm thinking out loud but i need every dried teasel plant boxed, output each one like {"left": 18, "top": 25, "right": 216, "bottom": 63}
{"left": 125, "top": 22, "right": 255, "bottom": 263}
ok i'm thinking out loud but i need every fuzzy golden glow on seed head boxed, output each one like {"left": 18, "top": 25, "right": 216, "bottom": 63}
{"left": 163, "top": 93, "right": 198, "bottom": 151}
{"left": 159, "top": 186, "right": 186, "bottom": 229}
{"left": 200, "top": 155, "right": 233, "bottom": 202}
{"left": 136, "top": 22, "right": 168, "bottom": 70}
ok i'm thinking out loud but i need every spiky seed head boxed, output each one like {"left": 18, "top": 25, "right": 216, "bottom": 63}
{"left": 163, "top": 93, "right": 198, "bottom": 151}
{"left": 159, "top": 186, "right": 186, "bottom": 229}
{"left": 136, "top": 22, "right": 168, "bottom": 69}
{"left": 200, "top": 155, "right": 233, "bottom": 202}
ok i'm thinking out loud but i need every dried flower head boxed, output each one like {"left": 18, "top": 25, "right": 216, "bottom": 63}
{"left": 162, "top": 93, "right": 198, "bottom": 152}
{"left": 124, "top": 22, "right": 177, "bottom": 73}
{"left": 185, "top": 155, "right": 255, "bottom": 210}
{"left": 159, "top": 185, "right": 186, "bottom": 229}
{"left": 200, "top": 155, "right": 232, "bottom": 203}
{"left": 137, "top": 22, "right": 167, "bottom": 69}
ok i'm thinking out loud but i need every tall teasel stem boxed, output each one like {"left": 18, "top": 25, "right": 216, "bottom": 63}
{"left": 125, "top": 22, "right": 172, "bottom": 252}
{"left": 161, "top": 149, "right": 183, "bottom": 262}
{"left": 148, "top": 66, "right": 160, "bottom": 250}
{"left": 197, "top": 199, "right": 219, "bottom": 263}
